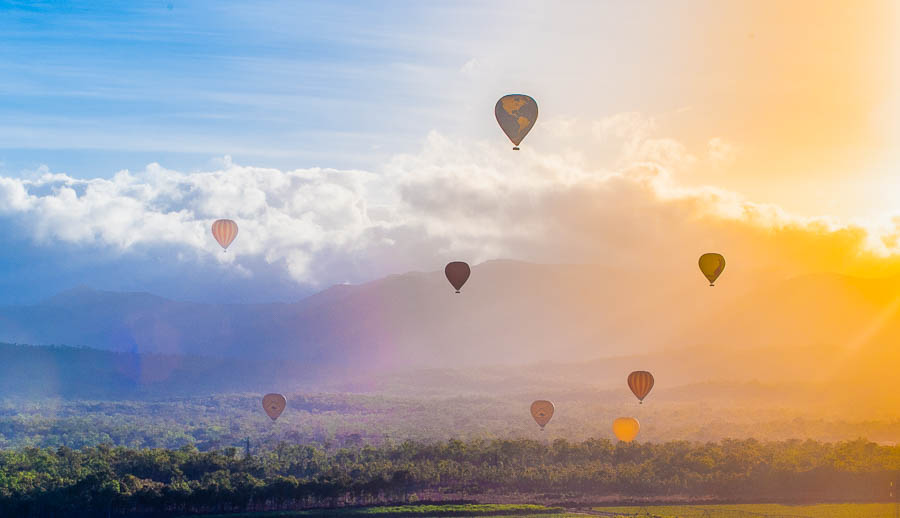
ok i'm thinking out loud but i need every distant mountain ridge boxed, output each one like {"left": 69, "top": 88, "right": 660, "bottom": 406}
{"left": 0, "top": 342, "right": 318, "bottom": 398}
{"left": 1, "top": 261, "right": 899, "bottom": 380}
{"left": 0, "top": 340, "right": 845, "bottom": 400}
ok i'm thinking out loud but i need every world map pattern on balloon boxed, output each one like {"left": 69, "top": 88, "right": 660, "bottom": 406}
{"left": 495, "top": 94, "right": 538, "bottom": 146}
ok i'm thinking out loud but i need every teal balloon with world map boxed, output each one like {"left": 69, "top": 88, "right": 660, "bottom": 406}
{"left": 494, "top": 94, "right": 538, "bottom": 150}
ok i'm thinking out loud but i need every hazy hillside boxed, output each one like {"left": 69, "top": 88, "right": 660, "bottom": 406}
{"left": 4, "top": 342, "right": 900, "bottom": 450}
{"left": 0, "top": 343, "right": 321, "bottom": 398}
{"left": 0, "top": 261, "right": 758, "bottom": 371}
{"left": 1, "top": 263, "right": 899, "bottom": 381}
{"left": 680, "top": 272, "right": 900, "bottom": 352}
{"left": 0, "top": 341, "right": 884, "bottom": 421}
{"left": 0, "top": 341, "right": 846, "bottom": 402}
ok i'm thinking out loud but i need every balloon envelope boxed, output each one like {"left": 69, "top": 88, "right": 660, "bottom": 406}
{"left": 262, "top": 393, "right": 286, "bottom": 421}
{"left": 495, "top": 94, "right": 538, "bottom": 149}
{"left": 212, "top": 219, "right": 239, "bottom": 250}
{"left": 445, "top": 261, "right": 471, "bottom": 293}
{"left": 698, "top": 253, "right": 726, "bottom": 286}
{"left": 627, "top": 371, "right": 654, "bottom": 403}
{"left": 613, "top": 417, "right": 640, "bottom": 442}
{"left": 530, "top": 400, "right": 554, "bottom": 429}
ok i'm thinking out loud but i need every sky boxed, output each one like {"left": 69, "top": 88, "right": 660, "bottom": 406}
{"left": 2, "top": 0, "right": 900, "bottom": 304}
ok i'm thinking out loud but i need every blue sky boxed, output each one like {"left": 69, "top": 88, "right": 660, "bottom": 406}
{"left": 1, "top": 1, "right": 899, "bottom": 305}
{"left": 0, "top": 0, "right": 573, "bottom": 304}
{"left": 0, "top": 1, "right": 510, "bottom": 176}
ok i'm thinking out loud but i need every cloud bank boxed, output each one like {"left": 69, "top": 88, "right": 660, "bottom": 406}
{"left": 1, "top": 115, "right": 899, "bottom": 304}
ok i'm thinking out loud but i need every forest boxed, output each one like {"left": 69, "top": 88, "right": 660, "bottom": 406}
{"left": 7, "top": 343, "right": 900, "bottom": 450}
{"left": 6, "top": 345, "right": 900, "bottom": 517}
{"left": 2, "top": 437, "right": 900, "bottom": 517}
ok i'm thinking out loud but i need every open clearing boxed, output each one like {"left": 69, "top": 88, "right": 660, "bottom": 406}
{"left": 595, "top": 503, "right": 896, "bottom": 517}
{"left": 176, "top": 504, "right": 571, "bottom": 518}
{"left": 176, "top": 503, "right": 900, "bottom": 518}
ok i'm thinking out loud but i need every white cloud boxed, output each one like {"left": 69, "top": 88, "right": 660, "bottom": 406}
{"left": 460, "top": 58, "right": 480, "bottom": 75}
{"left": 1, "top": 115, "right": 898, "bottom": 297}
{"left": 541, "top": 117, "right": 580, "bottom": 139}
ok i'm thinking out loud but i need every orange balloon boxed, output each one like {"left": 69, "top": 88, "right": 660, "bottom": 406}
{"left": 613, "top": 417, "right": 640, "bottom": 442}
{"left": 627, "top": 371, "right": 654, "bottom": 404}
{"left": 212, "top": 219, "right": 238, "bottom": 251}
{"left": 530, "top": 400, "right": 554, "bottom": 430}
{"left": 262, "top": 393, "right": 286, "bottom": 421}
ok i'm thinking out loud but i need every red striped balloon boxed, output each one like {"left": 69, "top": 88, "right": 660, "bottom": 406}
{"left": 211, "top": 219, "right": 238, "bottom": 251}
{"left": 627, "top": 371, "right": 654, "bottom": 404}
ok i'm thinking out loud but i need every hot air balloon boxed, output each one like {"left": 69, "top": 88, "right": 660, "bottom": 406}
{"left": 262, "top": 393, "right": 286, "bottom": 421}
{"left": 530, "top": 400, "right": 554, "bottom": 430}
{"left": 495, "top": 94, "right": 538, "bottom": 150}
{"left": 627, "top": 371, "right": 654, "bottom": 404}
{"left": 698, "top": 253, "right": 725, "bottom": 286}
{"left": 613, "top": 417, "right": 640, "bottom": 442}
{"left": 212, "top": 219, "right": 239, "bottom": 251}
{"left": 445, "top": 261, "right": 471, "bottom": 293}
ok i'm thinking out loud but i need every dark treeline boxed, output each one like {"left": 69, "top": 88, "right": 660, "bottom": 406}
{"left": 2, "top": 437, "right": 900, "bottom": 517}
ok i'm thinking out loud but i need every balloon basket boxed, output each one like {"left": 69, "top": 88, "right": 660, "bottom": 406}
{"left": 512, "top": 146, "right": 520, "bottom": 150}
{"left": 455, "top": 290, "right": 460, "bottom": 294}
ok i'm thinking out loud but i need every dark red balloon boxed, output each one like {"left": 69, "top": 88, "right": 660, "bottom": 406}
{"left": 445, "top": 262, "right": 471, "bottom": 293}
{"left": 627, "top": 371, "right": 655, "bottom": 404}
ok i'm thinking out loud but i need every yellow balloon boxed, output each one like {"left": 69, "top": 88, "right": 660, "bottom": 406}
{"left": 698, "top": 253, "right": 726, "bottom": 286}
{"left": 613, "top": 417, "right": 640, "bottom": 442}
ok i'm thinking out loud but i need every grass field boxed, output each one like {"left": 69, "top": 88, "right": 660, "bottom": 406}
{"left": 595, "top": 503, "right": 898, "bottom": 517}
{"left": 174, "top": 503, "right": 900, "bottom": 518}
{"left": 178, "top": 504, "right": 570, "bottom": 518}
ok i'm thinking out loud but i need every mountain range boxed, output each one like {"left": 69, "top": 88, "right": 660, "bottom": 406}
{"left": 1, "top": 260, "right": 898, "bottom": 390}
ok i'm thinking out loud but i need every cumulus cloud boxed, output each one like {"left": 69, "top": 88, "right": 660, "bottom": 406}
{"left": 384, "top": 132, "right": 900, "bottom": 278}
{"left": 0, "top": 162, "right": 393, "bottom": 281}
{"left": 2, "top": 115, "right": 900, "bottom": 304}
{"left": 589, "top": 112, "right": 696, "bottom": 170}
{"left": 459, "top": 58, "right": 481, "bottom": 75}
